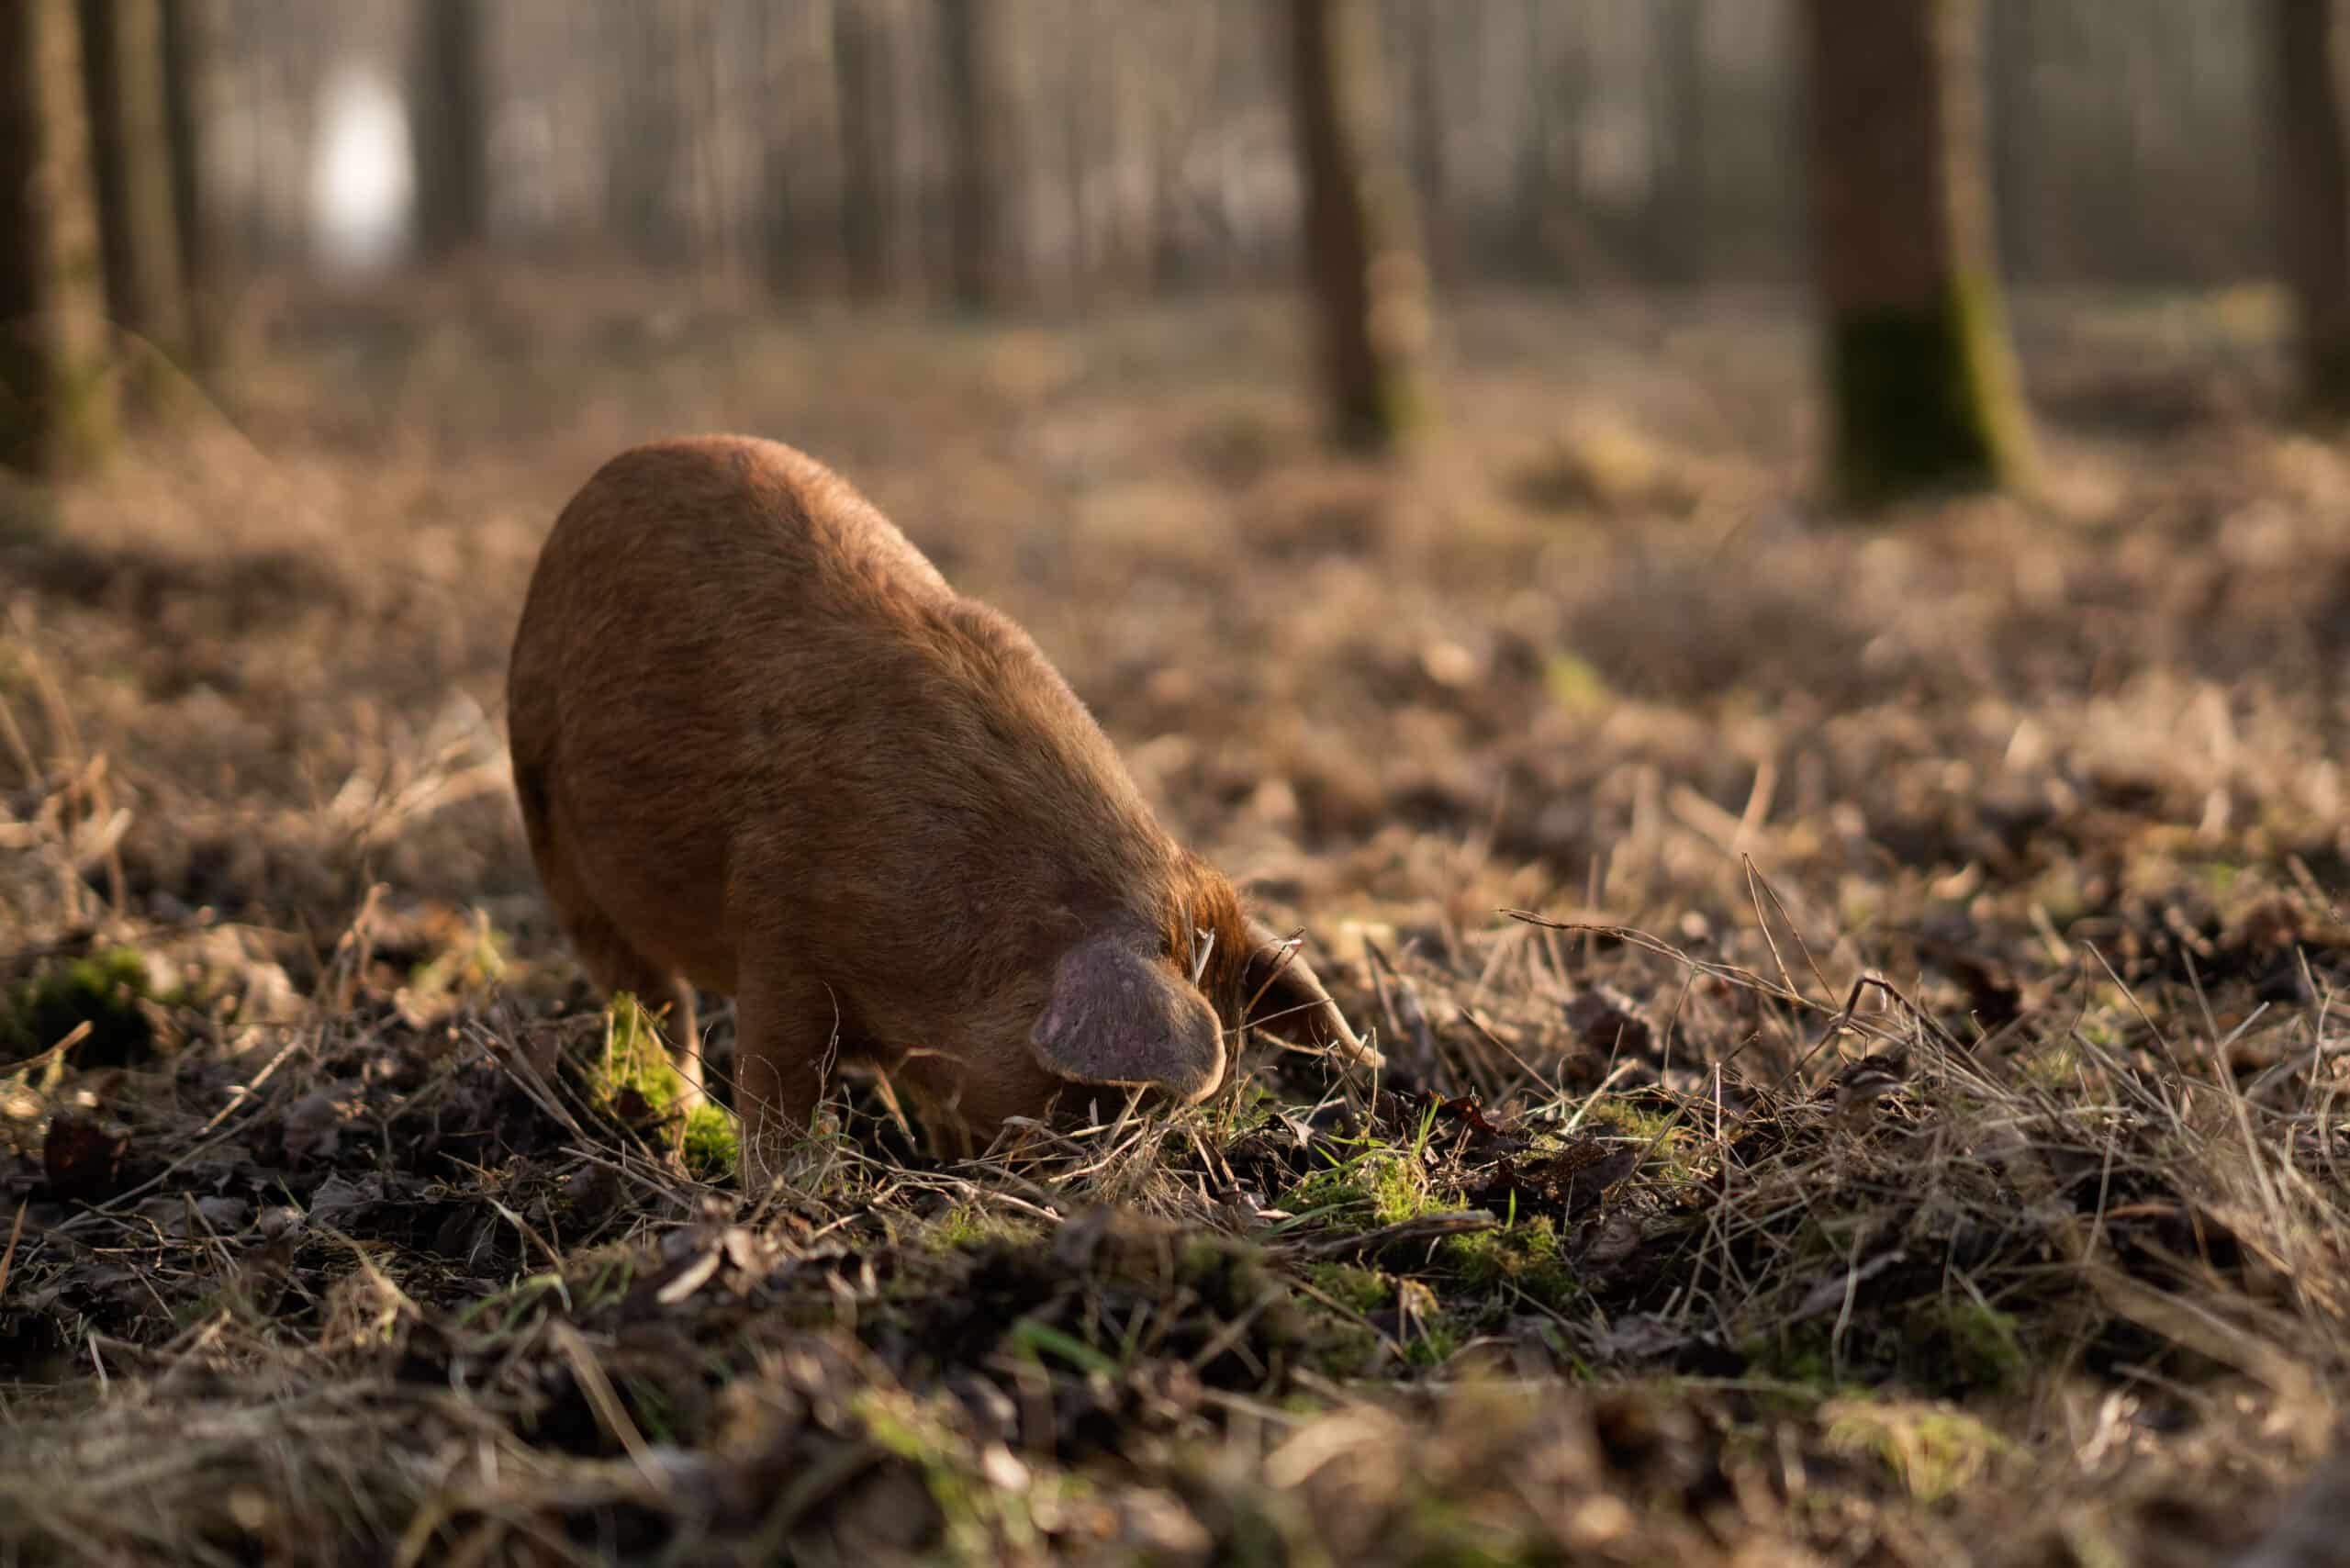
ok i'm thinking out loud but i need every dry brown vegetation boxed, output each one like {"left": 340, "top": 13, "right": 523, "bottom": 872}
{"left": 3, "top": 274, "right": 2348, "bottom": 1566}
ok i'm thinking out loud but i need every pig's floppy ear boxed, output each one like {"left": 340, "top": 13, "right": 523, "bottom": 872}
{"left": 1242, "top": 920, "right": 1385, "bottom": 1070}
{"left": 1030, "top": 934, "right": 1226, "bottom": 1103}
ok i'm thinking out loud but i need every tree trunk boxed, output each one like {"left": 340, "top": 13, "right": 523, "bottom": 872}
{"left": 2271, "top": 0, "right": 2350, "bottom": 417}
{"left": 78, "top": 0, "right": 188, "bottom": 368}
{"left": 607, "top": 3, "right": 688, "bottom": 263}
{"left": 0, "top": 0, "right": 116, "bottom": 474}
{"left": 1142, "top": 4, "right": 1221, "bottom": 292}
{"left": 834, "top": 0, "right": 898, "bottom": 295}
{"left": 1282, "top": 0, "right": 1432, "bottom": 454}
{"left": 1984, "top": 0, "right": 2036, "bottom": 284}
{"left": 758, "top": 1, "right": 841, "bottom": 294}
{"left": 408, "top": 0, "right": 490, "bottom": 260}
{"left": 1511, "top": 0, "right": 1542, "bottom": 273}
{"left": 161, "top": 0, "right": 222, "bottom": 368}
{"left": 1058, "top": 0, "right": 1093, "bottom": 297}
{"left": 936, "top": 0, "right": 1012, "bottom": 310}
{"left": 1802, "top": 0, "right": 2031, "bottom": 502}
{"left": 1647, "top": 0, "right": 1707, "bottom": 286}
{"left": 1402, "top": 0, "right": 1445, "bottom": 275}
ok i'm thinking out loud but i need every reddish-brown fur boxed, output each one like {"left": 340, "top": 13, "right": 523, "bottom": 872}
{"left": 507, "top": 435, "right": 1371, "bottom": 1187}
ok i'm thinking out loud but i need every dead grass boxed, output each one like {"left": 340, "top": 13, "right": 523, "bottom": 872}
{"left": 1, "top": 275, "right": 2347, "bottom": 1564}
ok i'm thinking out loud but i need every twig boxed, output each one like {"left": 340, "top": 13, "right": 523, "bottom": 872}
{"left": 1284, "top": 1208, "right": 1497, "bottom": 1260}
{"left": 550, "top": 1321, "right": 654, "bottom": 1473}
{"left": 0, "top": 1199, "right": 26, "bottom": 1300}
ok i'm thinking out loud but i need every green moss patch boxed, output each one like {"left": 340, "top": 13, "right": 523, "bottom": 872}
{"left": 3, "top": 947, "right": 161, "bottom": 1068}
{"left": 585, "top": 991, "right": 736, "bottom": 1182}
{"left": 1439, "top": 1217, "right": 1579, "bottom": 1314}
{"left": 1824, "top": 1398, "right": 2014, "bottom": 1505}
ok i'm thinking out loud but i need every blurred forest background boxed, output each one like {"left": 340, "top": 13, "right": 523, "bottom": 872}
{"left": 86, "top": 0, "right": 2288, "bottom": 290}
{"left": 8, "top": 0, "right": 2350, "bottom": 487}
{"left": 11, "top": 6, "right": 2350, "bottom": 1565}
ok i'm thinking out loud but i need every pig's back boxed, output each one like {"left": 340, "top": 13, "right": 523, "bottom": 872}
{"left": 524, "top": 435, "right": 954, "bottom": 638}
{"left": 507, "top": 435, "right": 1170, "bottom": 992}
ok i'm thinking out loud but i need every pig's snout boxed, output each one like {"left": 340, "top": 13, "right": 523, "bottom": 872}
{"left": 1029, "top": 934, "right": 1227, "bottom": 1102}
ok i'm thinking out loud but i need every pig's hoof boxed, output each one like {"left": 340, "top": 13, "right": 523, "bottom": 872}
{"left": 739, "top": 1112, "right": 842, "bottom": 1200}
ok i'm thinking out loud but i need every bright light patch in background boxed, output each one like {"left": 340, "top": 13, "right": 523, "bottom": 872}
{"left": 308, "top": 62, "right": 413, "bottom": 274}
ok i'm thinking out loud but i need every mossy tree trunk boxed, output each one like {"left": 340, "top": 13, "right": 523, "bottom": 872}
{"left": 1282, "top": 0, "right": 1432, "bottom": 454}
{"left": 1802, "top": 0, "right": 2031, "bottom": 502}
{"left": 408, "top": 0, "right": 490, "bottom": 261}
{"left": 78, "top": 0, "right": 188, "bottom": 370}
{"left": 161, "top": 0, "right": 223, "bottom": 369}
{"left": 0, "top": 0, "right": 117, "bottom": 475}
{"left": 2270, "top": 0, "right": 2350, "bottom": 419}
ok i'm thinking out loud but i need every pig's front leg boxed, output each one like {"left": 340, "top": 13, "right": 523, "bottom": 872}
{"left": 730, "top": 966, "right": 845, "bottom": 1198}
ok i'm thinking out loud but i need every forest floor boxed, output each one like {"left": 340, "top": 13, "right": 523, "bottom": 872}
{"left": 3, "top": 271, "right": 2348, "bottom": 1566}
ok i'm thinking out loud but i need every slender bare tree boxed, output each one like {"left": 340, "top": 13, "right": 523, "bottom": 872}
{"left": 1512, "top": 0, "right": 1571, "bottom": 279}
{"left": 1, "top": 0, "right": 117, "bottom": 473}
{"left": 161, "top": 0, "right": 223, "bottom": 368}
{"left": 834, "top": 0, "right": 899, "bottom": 295}
{"left": 1802, "top": 0, "right": 2031, "bottom": 500}
{"left": 758, "top": 1, "right": 842, "bottom": 294}
{"left": 2271, "top": 0, "right": 2350, "bottom": 417}
{"left": 1648, "top": 0, "right": 1708, "bottom": 285}
{"left": 936, "top": 0, "right": 1016, "bottom": 309}
{"left": 408, "top": 0, "right": 490, "bottom": 260}
{"left": 1399, "top": 0, "right": 1445, "bottom": 275}
{"left": 1283, "top": 0, "right": 1432, "bottom": 453}
{"left": 606, "top": 1, "right": 689, "bottom": 262}
{"left": 79, "top": 0, "right": 189, "bottom": 370}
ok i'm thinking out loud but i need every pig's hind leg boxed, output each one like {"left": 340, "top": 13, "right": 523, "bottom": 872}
{"left": 521, "top": 807, "right": 706, "bottom": 1103}
{"left": 565, "top": 902, "right": 705, "bottom": 1103}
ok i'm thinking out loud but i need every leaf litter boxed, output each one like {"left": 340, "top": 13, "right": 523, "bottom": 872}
{"left": 1, "top": 282, "right": 2348, "bottom": 1564}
